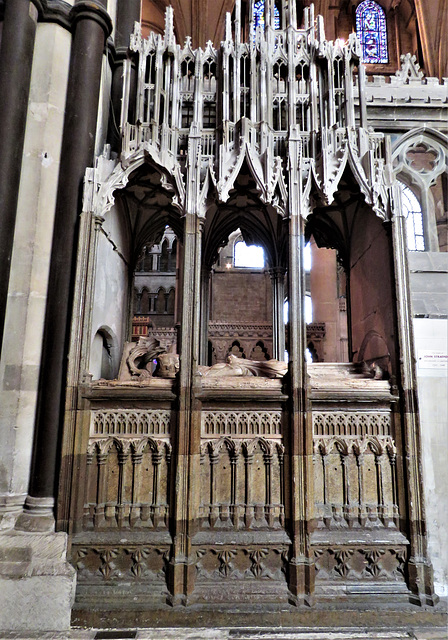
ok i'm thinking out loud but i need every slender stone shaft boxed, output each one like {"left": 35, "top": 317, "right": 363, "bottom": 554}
{"left": 115, "top": 0, "right": 141, "bottom": 50}
{"left": 108, "top": 0, "right": 141, "bottom": 150}
{"left": 270, "top": 267, "right": 286, "bottom": 360}
{"left": 24, "top": 2, "right": 112, "bottom": 517}
{"left": 0, "top": 0, "right": 38, "bottom": 356}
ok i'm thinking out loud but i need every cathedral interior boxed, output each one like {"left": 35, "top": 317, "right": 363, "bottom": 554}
{"left": 0, "top": 0, "right": 447, "bottom": 635}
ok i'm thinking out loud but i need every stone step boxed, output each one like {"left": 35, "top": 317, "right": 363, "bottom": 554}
{"left": 2, "top": 628, "right": 447, "bottom": 640}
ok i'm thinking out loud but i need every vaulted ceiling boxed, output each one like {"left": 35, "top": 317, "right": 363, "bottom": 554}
{"left": 141, "top": 0, "right": 448, "bottom": 78}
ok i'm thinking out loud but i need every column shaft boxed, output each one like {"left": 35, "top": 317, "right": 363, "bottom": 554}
{"left": 167, "top": 212, "right": 202, "bottom": 604}
{"left": 20, "top": 1, "right": 112, "bottom": 527}
{"left": 199, "top": 268, "right": 211, "bottom": 365}
{"left": 108, "top": 0, "right": 141, "bottom": 150}
{"left": 0, "top": 0, "right": 38, "bottom": 355}
{"left": 270, "top": 267, "right": 286, "bottom": 360}
{"left": 287, "top": 140, "right": 315, "bottom": 603}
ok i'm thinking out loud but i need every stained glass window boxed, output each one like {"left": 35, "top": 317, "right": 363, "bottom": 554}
{"left": 253, "top": 1, "right": 280, "bottom": 30}
{"left": 356, "top": 1, "right": 388, "bottom": 64}
{"left": 399, "top": 182, "right": 425, "bottom": 251}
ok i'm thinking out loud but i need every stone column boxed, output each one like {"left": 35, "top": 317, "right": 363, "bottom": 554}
{"left": 107, "top": 0, "right": 140, "bottom": 151}
{"left": 199, "top": 267, "right": 211, "bottom": 365}
{"left": 17, "top": 0, "right": 112, "bottom": 531}
{"left": 269, "top": 266, "right": 286, "bottom": 360}
{"left": 0, "top": 0, "right": 38, "bottom": 355}
{"left": 166, "top": 112, "right": 204, "bottom": 604}
{"left": 389, "top": 177, "right": 438, "bottom": 605}
{"left": 167, "top": 210, "right": 203, "bottom": 604}
{"left": 286, "top": 134, "right": 315, "bottom": 604}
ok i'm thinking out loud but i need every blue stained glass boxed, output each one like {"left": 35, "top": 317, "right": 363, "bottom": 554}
{"left": 356, "top": 1, "right": 388, "bottom": 64}
{"left": 254, "top": 1, "right": 280, "bottom": 30}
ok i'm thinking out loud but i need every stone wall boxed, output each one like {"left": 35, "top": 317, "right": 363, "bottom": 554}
{"left": 210, "top": 270, "right": 273, "bottom": 324}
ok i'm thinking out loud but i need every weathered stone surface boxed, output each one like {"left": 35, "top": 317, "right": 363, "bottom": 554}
{"left": 0, "top": 532, "right": 76, "bottom": 632}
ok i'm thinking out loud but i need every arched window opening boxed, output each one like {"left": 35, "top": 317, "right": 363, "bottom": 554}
{"left": 166, "top": 288, "right": 175, "bottom": 314}
{"left": 159, "top": 239, "right": 170, "bottom": 271}
{"left": 203, "top": 59, "right": 216, "bottom": 93}
{"left": 203, "top": 58, "right": 217, "bottom": 128}
{"left": 169, "top": 239, "right": 177, "bottom": 271}
{"left": 399, "top": 182, "right": 425, "bottom": 251}
{"left": 253, "top": 0, "right": 280, "bottom": 30}
{"left": 355, "top": 1, "right": 388, "bottom": 64}
{"left": 207, "top": 227, "right": 278, "bottom": 366}
{"left": 140, "top": 288, "right": 150, "bottom": 314}
{"left": 156, "top": 287, "right": 167, "bottom": 313}
{"left": 234, "top": 240, "right": 265, "bottom": 268}
{"left": 132, "top": 227, "right": 178, "bottom": 339}
{"left": 181, "top": 57, "right": 195, "bottom": 92}
{"left": 239, "top": 54, "right": 251, "bottom": 119}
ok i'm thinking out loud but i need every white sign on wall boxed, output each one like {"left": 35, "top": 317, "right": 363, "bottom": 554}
{"left": 418, "top": 350, "right": 448, "bottom": 370}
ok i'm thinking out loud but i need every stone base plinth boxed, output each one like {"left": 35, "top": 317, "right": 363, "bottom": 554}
{"left": 0, "top": 531, "right": 76, "bottom": 631}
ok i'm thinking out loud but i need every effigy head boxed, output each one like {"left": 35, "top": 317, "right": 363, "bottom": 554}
{"left": 155, "top": 353, "right": 180, "bottom": 378}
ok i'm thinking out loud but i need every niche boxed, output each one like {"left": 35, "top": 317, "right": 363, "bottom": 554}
{"left": 132, "top": 226, "right": 178, "bottom": 344}
{"left": 90, "top": 328, "right": 117, "bottom": 380}
{"left": 306, "top": 237, "right": 348, "bottom": 363}
{"left": 305, "top": 181, "right": 397, "bottom": 373}
{"left": 207, "top": 229, "right": 273, "bottom": 363}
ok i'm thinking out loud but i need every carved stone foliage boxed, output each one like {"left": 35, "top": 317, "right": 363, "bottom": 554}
{"left": 91, "top": 409, "right": 171, "bottom": 436}
{"left": 84, "top": 436, "right": 171, "bottom": 530}
{"left": 314, "top": 546, "right": 406, "bottom": 582}
{"left": 195, "top": 546, "right": 288, "bottom": 582}
{"left": 313, "top": 435, "right": 398, "bottom": 530}
{"left": 199, "top": 437, "right": 285, "bottom": 531}
{"left": 202, "top": 411, "right": 282, "bottom": 437}
{"left": 73, "top": 545, "right": 170, "bottom": 583}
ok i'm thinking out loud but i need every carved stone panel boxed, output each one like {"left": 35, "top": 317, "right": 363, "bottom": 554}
{"left": 202, "top": 410, "right": 282, "bottom": 437}
{"left": 192, "top": 545, "right": 290, "bottom": 603}
{"left": 84, "top": 436, "right": 171, "bottom": 530}
{"left": 73, "top": 544, "right": 170, "bottom": 583}
{"left": 313, "top": 411, "right": 391, "bottom": 437}
{"left": 314, "top": 546, "right": 407, "bottom": 583}
{"left": 313, "top": 434, "right": 398, "bottom": 530}
{"left": 91, "top": 409, "right": 171, "bottom": 436}
{"left": 199, "top": 436, "right": 285, "bottom": 531}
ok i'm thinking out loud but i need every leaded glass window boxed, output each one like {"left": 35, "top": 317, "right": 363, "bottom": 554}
{"left": 253, "top": 1, "right": 280, "bottom": 30}
{"left": 399, "top": 183, "right": 425, "bottom": 251}
{"left": 356, "top": 1, "right": 388, "bottom": 64}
